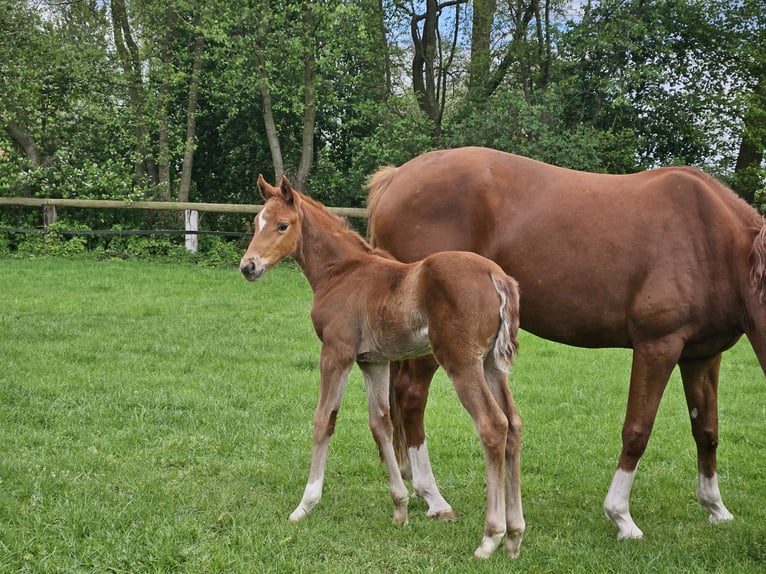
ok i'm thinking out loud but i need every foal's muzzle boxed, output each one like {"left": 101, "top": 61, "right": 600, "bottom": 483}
{"left": 240, "top": 257, "right": 267, "bottom": 281}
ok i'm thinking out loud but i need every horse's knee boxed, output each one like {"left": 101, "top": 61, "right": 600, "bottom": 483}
{"left": 692, "top": 425, "right": 719, "bottom": 453}
{"left": 507, "top": 411, "right": 522, "bottom": 443}
{"left": 478, "top": 415, "right": 509, "bottom": 454}
{"left": 369, "top": 412, "right": 394, "bottom": 442}
{"left": 313, "top": 409, "right": 339, "bottom": 441}
{"left": 621, "top": 424, "right": 651, "bottom": 460}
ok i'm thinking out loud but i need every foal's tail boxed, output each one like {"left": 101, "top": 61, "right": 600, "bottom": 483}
{"left": 490, "top": 273, "right": 521, "bottom": 373}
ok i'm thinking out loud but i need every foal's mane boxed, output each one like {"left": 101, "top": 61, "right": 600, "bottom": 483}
{"left": 298, "top": 189, "right": 395, "bottom": 260}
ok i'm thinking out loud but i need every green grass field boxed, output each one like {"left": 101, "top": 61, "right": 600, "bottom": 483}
{"left": 1, "top": 257, "right": 765, "bottom": 573}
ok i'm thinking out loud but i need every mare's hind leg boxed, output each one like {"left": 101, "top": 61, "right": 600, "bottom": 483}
{"left": 394, "top": 357, "right": 455, "bottom": 520}
{"left": 484, "top": 359, "right": 525, "bottom": 558}
{"left": 679, "top": 354, "right": 734, "bottom": 525}
{"left": 439, "top": 357, "right": 509, "bottom": 559}
{"left": 604, "top": 340, "right": 679, "bottom": 539}
{"left": 360, "top": 362, "right": 410, "bottom": 524}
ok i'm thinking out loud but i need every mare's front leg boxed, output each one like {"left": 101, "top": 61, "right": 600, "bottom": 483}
{"left": 394, "top": 357, "right": 455, "bottom": 520}
{"left": 360, "top": 362, "right": 410, "bottom": 524}
{"left": 289, "top": 344, "right": 354, "bottom": 521}
{"left": 604, "top": 341, "right": 679, "bottom": 539}
{"left": 679, "top": 354, "right": 733, "bottom": 524}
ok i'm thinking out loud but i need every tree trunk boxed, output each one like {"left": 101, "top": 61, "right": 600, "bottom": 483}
{"left": 468, "top": 0, "right": 496, "bottom": 96}
{"left": 377, "top": 0, "right": 392, "bottom": 95}
{"left": 411, "top": 0, "right": 439, "bottom": 124}
{"left": 732, "top": 70, "right": 765, "bottom": 205}
{"left": 110, "top": 0, "right": 158, "bottom": 186}
{"left": 3, "top": 119, "right": 39, "bottom": 167}
{"left": 409, "top": 0, "right": 464, "bottom": 141}
{"left": 157, "top": 3, "right": 177, "bottom": 201}
{"left": 178, "top": 32, "right": 205, "bottom": 203}
{"left": 294, "top": 0, "right": 317, "bottom": 192}
{"left": 255, "top": 0, "right": 284, "bottom": 182}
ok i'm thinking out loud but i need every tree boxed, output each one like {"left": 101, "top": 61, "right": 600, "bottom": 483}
{"left": 726, "top": 0, "right": 766, "bottom": 203}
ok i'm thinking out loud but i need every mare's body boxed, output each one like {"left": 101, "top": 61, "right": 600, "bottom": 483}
{"left": 366, "top": 146, "right": 766, "bottom": 538}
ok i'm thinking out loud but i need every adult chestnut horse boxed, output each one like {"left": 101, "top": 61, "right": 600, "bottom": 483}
{"left": 240, "top": 175, "right": 524, "bottom": 558}
{"left": 366, "top": 146, "right": 766, "bottom": 540}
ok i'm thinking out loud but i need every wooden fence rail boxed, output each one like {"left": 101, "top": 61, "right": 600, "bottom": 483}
{"left": 0, "top": 197, "right": 367, "bottom": 218}
{"left": 0, "top": 197, "right": 367, "bottom": 253}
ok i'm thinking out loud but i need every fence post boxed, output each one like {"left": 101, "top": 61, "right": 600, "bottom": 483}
{"left": 42, "top": 204, "right": 57, "bottom": 228}
{"left": 185, "top": 209, "right": 199, "bottom": 253}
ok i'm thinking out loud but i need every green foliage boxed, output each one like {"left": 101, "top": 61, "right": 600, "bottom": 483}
{"left": 445, "top": 88, "right": 639, "bottom": 173}
{"left": 1, "top": 0, "right": 763, "bottom": 225}
{"left": 13, "top": 222, "right": 89, "bottom": 258}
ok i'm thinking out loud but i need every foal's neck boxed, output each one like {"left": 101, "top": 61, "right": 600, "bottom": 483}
{"left": 295, "top": 196, "right": 375, "bottom": 291}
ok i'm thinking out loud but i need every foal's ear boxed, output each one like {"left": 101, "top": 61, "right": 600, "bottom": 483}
{"left": 280, "top": 175, "right": 296, "bottom": 205}
{"left": 257, "top": 174, "right": 276, "bottom": 201}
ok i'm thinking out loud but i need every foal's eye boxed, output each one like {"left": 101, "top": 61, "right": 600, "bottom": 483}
{"left": 277, "top": 222, "right": 289, "bottom": 232}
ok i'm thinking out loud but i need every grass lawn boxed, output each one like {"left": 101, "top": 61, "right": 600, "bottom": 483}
{"left": 0, "top": 257, "right": 765, "bottom": 573}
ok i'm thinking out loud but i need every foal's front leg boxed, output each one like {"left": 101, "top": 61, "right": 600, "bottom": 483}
{"left": 289, "top": 347, "right": 354, "bottom": 521}
{"left": 359, "top": 362, "right": 410, "bottom": 524}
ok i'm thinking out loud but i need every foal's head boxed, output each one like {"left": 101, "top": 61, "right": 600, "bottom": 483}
{"left": 240, "top": 174, "right": 302, "bottom": 281}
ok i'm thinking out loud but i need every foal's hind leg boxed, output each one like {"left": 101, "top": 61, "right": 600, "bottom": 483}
{"left": 440, "top": 357, "right": 509, "bottom": 559}
{"left": 679, "top": 354, "right": 734, "bottom": 525}
{"left": 360, "top": 362, "right": 410, "bottom": 524}
{"left": 484, "top": 359, "right": 525, "bottom": 558}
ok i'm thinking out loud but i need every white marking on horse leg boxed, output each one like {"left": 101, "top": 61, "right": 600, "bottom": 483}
{"left": 690, "top": 407, "right": 698, "bottom": 419}
{"left": 604, "top": 468, "right": 644, "bottom": 539}
{"left": 289, "top": 478, "right": 324, "bottom": 521}
{"left": 503, "top": 445, "right": 524, "bottom": 559}
{"left": 474, "top": 532, "right": 505, "bottom": 559}
{"left": 697, "top": 473, "right": 734, "bottom": 524}
{"left": 408, "top": 443, "right": 455, "bottom": 520}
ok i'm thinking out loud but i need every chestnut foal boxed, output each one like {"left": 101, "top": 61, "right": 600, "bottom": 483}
{"left": 240, "top": 175, "right": 524, "bottom": 558}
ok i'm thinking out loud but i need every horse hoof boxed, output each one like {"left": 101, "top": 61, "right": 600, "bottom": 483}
{"left": 393, "top": 507, "right": 409, "bottom": 525}
{"left": 709, "top": 510, "right": 734, "bottom": 525}
{"left": 616, "top": 527, "right": 644, "bottom": 540}
{"left": 474, "top": 532, "right": 504, "bottom": 559}
{"left": 289, "top": 507, "right": 308, "bottom": 522}
{"left": 504, "top": 533, "right": 523, "bottom": 558}
{"left": 429, "top": 508, "right": 457, "bottom": 522}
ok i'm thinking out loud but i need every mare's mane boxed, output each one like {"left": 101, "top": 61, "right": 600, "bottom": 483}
{"left": 689, "top": 167, "right": 766, "bottom": 298}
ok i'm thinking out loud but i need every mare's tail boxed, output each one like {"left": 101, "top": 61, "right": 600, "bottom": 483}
{"left": 366, "top": 165, "right": 399, "bottom": 243}
{"left": 388, "top": 362, "right": 411, "bottom": 478}
{"left": 490, "top": 273, "right": 521, "bottom": 372}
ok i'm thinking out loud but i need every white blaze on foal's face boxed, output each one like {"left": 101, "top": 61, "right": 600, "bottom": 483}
{"left": 257, "top": 208, "right": 269, "bottom": 232}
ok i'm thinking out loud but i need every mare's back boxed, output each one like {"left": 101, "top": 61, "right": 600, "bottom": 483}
{"left": 370, "top": 147, "right": 751, "bottom": 347}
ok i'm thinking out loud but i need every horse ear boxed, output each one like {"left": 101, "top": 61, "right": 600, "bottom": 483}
{"left": 257, "top": 174, "right": 275, "bottom": 201}
{"left": 280, "top": 175, "right": 296, "bottom": 205}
